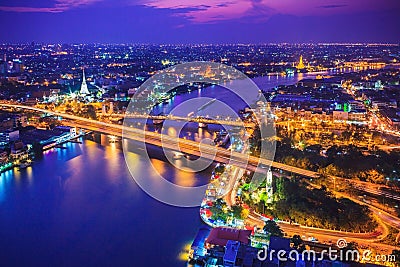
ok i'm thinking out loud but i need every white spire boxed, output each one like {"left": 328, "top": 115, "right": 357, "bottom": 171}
{"left": 265, "top": 168, "right": 273, "bottom": 204}
{"left": 80, "top": 68, "right": 89, "bottom": 95}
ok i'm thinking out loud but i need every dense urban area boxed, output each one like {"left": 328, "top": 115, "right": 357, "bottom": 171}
{"left": 1, "top": 43, "right": 400, "bottom": 267}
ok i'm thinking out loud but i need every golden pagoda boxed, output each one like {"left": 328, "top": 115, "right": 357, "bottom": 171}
{"left": 296, "top": 55, "right": 305, "bottom": 70}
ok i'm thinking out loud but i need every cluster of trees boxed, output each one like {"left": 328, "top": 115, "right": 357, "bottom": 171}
{"left": 214, "top": 164, "right": 225, "bottom": 176}
{"left": 276, "top": 124, "right": 386, "bottom": 147}
{"left": 291, "top": 235, "right": 306, "bottom": 251}
{"left": 270, "top": 178, "right": 377, "bottom": 232}
{"left": 275, "top": 141, "right": 400, "bottom": 187}
{"left": 248, "top": 124, "right": 276, "bottom": 160}
{"left": 78, "top": 104, "right": 97, "bottom": 120}
{"left": 209, "top": 199, "right": 249, "bottom": 223}
{"left": 263, "top": 220, "right": 283, "bottom": 237}
{"left": 61, "top": 101, "right": 97, "bottom": 120}
{"left": 241, "top": 177, "right": 377, "bottom": 232}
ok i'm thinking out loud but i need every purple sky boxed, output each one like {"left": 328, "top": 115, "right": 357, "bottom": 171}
{"left": 0, "top": 0, "right": 399, "bottom": 43}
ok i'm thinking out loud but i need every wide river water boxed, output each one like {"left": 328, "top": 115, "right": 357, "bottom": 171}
{"left": 0, "top": 73, "right": 321, "bottom": 266}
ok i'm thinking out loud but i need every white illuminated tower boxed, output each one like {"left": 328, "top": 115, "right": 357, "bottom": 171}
{"left": 80, "top": 68, "right": 90, "bottom": 95}
{"left": 266, "top": 168, "right": 273, "bottom": 204}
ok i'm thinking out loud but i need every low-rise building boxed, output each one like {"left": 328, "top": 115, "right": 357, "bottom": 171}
{"left": 10, "top": 140, "right": 28, "bottom": 160}
{"left": 0, "top": 129, "right": 19, "bottom": 146}
{"left": 332, "top": 111, "right": 349, "bottom": 121}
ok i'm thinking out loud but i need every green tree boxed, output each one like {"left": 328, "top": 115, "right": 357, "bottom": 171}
{"left": 291, "top": 235, "right": 306, "bottom": 251}
{"left": 85, "top": 105, "right": 97, "bottom": 120}
{"left": 230, "top": 205, "right": 243, "bottom": 219}
{"left": 214, "top": 164, "right": 225, "bottom": 175}
{"left": 263, "top": 220, "right": 283, "bottom": 237}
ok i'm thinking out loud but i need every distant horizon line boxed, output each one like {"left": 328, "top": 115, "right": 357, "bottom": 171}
{"left": 0, "top": 42, "right": 399, "bottom": 46}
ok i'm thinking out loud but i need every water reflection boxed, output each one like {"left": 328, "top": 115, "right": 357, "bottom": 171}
{"left": 0, "top": 74, "right": 325, "bottom": 266}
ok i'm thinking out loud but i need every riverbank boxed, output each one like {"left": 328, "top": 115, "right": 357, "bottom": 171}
{"left": 0, "top": 127, "right": 88, "bottom": 174}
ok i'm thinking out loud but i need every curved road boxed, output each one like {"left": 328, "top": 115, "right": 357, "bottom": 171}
{"left": 1, "top": 103, "right": 399, "bottom": 203}
{"left": 3, "top": 103, "right": 399, "bottom": 253}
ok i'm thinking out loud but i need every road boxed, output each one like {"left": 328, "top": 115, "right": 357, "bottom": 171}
{"left": 225, "top": 173, "right": 400, "bottom": 255}
{"left": 4, "top": 103, "right": 399, "bottom": 254}
{"left": 1, "top": 103, "right": 400, "bottom": 202}
{"left": 102, "top": 112, "right": 255, "bottom": 127}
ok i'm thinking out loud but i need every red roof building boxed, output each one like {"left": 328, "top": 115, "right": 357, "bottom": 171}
{"left": 206, "top": 227, "right": 252, "bottom": 247}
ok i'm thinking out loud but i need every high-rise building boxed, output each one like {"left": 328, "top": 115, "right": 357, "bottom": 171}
{"left": 109, "top": 102, "right": 114, "bottom": 114}
{"left": 80, "top": 68, "right": 90, "bottom": 95}
{"left": 0, "top": 61, "right": 5, "bottom": 75}
{"left": 265, "top": 168, "right": 273, "bottom": 204}
{"left": 12, "top": 59, "right": 24, "bottom": 73}
{"left": 0, "top": 54, "right": 6, "bottom": 75}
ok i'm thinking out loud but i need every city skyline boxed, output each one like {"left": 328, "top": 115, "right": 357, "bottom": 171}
{"left": 1, "top": 2, "right": 400, "bottom": 266}
{"left": 0, "top": 0, "right": 399, "bottom": 43}
{"left": 0, "top": 43, "right": 399, "bottom": 266}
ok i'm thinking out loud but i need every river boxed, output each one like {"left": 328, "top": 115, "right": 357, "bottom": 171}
{"left": 0, "top": 73, "right": 322, "bottom": 266}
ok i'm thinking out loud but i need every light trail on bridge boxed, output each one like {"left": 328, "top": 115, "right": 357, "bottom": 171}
{"left": 101, "top": 113, "right": 255, "bottom": 127}
{"left": 1, "top": 103, "right": 400, "bottom": 202}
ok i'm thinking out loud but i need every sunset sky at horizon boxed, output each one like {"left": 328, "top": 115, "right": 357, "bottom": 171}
{"left": 0, "top": 0, "right": 399, "bottom": 43}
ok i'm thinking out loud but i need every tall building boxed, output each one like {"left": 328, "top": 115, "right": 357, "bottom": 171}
{"left": 0, "top": 54, "right": 6, "bottom": 75}
{"left": 265, "top": 168, "right": 273, "bottom": 204}
{"left": 0, "top": 129, "right": 19, "bottom": 146}
{"left": 12, "top": 59, "right": 24, "bottom": 73}
{"left": 296, "top": 55, "right": 306, "bottom": 70}
{"left": 80, "top": 68, "right": 90, "bottom": 95}
{"left": 0, "top": 61, "right": 5, "bottom": 75}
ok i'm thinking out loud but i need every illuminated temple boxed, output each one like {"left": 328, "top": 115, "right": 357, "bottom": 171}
{"left": 296, "top": 55, "right": 305, "bottom": 70}
{"left": 80, "top": 68, "right": 90, "bottom": 95}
